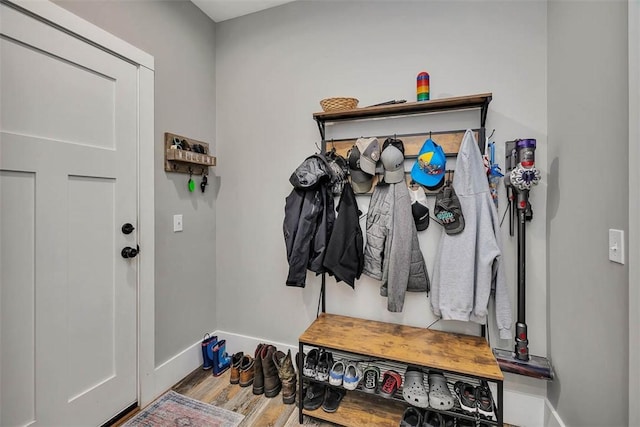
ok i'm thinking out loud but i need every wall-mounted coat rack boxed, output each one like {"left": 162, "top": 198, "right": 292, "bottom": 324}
{"left": 164, "top": 132, "right": 217, "bottom": 175}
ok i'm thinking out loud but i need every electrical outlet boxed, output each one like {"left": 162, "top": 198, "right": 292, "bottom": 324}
{"left": 609, "top": 229, "right": 624, "bottom": 264}
{"left": 173, "top": 214, "right": 183, "bottom": 232}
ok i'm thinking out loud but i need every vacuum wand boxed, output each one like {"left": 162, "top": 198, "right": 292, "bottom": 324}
{"left": 507, "top": 139, "right": 541, "bottom": 362}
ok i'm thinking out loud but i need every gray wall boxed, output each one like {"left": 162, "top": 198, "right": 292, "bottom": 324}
{"left": 54, "top": 0, "right": 218, "bottom": 366}
{"left": 215, "top": 0, "right": 548, "bottom": 393}
{"left": 547, "top": 1, "right": 629, "bottom": 425}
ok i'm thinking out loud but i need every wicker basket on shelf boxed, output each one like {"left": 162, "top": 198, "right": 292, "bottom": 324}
{"left": 320, "top": 97, "right": 359, "bottom": 112}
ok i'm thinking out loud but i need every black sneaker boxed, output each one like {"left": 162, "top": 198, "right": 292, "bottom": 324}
{"left": 302, "top": 382, "right": 325, "bottom": 410}
{"left": 303, "top": 349, "right": 319, "bottom": 378}
{"left": 475, "top": 385, "right": 495, "bottom": 420}
{"left": 321, "top": 386, "right": 346, "bottom": 413}
{"left": 454, "top": 381, "right": 477, "bottom": 414}
{"left": 316, "top": 350, "right": 334, "bottom": 382}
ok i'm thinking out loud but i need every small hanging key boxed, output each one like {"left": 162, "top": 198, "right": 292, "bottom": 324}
{"left": 188, "top": 168, "right": 195, "bottom": 192}
{"left": 200, "top": 171, "right": 208, "bottom": 193}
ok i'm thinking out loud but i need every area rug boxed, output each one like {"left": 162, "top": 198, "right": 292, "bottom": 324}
{"left": 122, "top": 390, "right": 244, "bottom": 427}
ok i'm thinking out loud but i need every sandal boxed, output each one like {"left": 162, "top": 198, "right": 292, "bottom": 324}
{"left": 427, "top": 371, "right": 455, "bottom": 410}
{"left": 379, "top": 370, "right": 402, "bottom": 398}
{"left": 402, "top": 367, "right": 430, "bottom": 408}
{"left": 362, "top": 366, "right": 380, "bottom": 393}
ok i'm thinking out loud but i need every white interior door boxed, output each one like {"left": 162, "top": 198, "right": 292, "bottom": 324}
{"left": 0, "top": 2, "right": 138, "bottom": 425}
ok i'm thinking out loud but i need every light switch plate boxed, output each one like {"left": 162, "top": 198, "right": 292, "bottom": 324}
{"left": 609, "top": 229, "right": 624, "bottom": 264}
{"left": 173, "top": 214, "right": 183, "bottom": 232}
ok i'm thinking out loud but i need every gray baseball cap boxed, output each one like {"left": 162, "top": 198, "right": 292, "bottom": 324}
{"left": 355, "top": 137, "right": 380, "bottom": 175}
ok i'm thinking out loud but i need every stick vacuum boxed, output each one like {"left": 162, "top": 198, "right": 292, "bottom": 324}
{"left": 493, "top": 139, "right": 553, "bottom": 379}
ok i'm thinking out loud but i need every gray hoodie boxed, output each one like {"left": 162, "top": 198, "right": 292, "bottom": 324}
{"left": 431, "top": 130, "right": 512, "bottom": 339}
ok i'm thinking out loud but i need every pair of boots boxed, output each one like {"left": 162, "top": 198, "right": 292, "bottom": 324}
{"left": 200, "top": 334, "right": 231, "bottom": 376}
{"left": 229, "top": 344, "right": 296, "bottom": 404}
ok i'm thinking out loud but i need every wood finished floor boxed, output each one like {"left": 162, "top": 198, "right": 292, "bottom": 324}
{"left": 113, "top": 367, "right": 336, "bottom": 427}
{"left": 113, "top": 367, "right": 516, "bottom": 427}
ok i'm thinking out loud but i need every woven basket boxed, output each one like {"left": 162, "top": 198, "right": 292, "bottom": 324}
{"left": 320, "top": 97, "right": 359, "bottom": 112}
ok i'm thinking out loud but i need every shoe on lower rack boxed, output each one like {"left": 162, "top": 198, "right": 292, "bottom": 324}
{"left": 399, "top": 407, "right": 423, "bottom": 427}
{"left": 402, "top": 367, "right": 430, "bottom": 408}
{"left": 329, "top": 361, "right": 346, "bottom": 386}
{"left": 427, "top": 371, "right": 454, "bottom": 410}
{"left": 422, "top": 409, "right": 444, "bottom": 427}
{"left": 303, "top": 348, "right": 319, "bottom": 378}
{"left": 475, "top": 385, "right": 495, "bottom": 420}
{"left": 361, "top": 365, "right": 380, "bottom": 394}
{"left": 379, "top": 370, "right": 402, "bottom": 398}
{"left": 342, "top": 362, "right": 362, "bottom": 391}
{"left": 321, "top": 386, "right": 346, "bottom": 413}
{"left": 302, "top": 382, "right": 325, "bottom": 411}
{"left": 453, "top": 381, "right": 477, "bottom": 414}
{"left": 316, "top": 350, "right": 334, "bottom": 382}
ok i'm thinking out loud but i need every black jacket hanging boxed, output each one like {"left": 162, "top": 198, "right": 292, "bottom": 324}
{"left": 283, "top": 154, "right": 335, "bottom": 287}
{"left": 322, "top": 182, "right": 364, "bottom": 288}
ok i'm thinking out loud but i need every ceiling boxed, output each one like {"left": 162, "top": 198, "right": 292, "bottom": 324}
{"left": 190, "top": 0, "right": 296, "bottom": 23}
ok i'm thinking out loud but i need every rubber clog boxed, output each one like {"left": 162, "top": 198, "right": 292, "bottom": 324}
{"left": 427, "top": 371, "right": 454, "bottom": 410}
{"left": 402, "top": 367, "right": 430, "bottom": 408}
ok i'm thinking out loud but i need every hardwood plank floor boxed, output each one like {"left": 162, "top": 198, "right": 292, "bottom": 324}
{"left": 114, "top": 367, "right": 517, "bottom": 427}
{"left": 112, "top": 367, "right": 335, "bottom": 427}
{"left": 171, "top": 368, "right": 334, "bottom": 427}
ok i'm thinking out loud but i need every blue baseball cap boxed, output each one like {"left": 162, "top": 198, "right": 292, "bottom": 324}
{"left": 411, "top": 138, "right": 446, "bottom": 189}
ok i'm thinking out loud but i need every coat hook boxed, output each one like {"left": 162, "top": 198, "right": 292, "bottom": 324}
{"left": 315, "top": 141, "right": 321, "bottom": 152}
{"left": 488, "top": 128, "right": 496, "bottom": 140}
{"left": 429, "top": 131, "right": 432, "bottom": 139}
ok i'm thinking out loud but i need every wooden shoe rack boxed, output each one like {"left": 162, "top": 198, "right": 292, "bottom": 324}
{"left": 298, "top": 313, "right": 504, "bottom": 426}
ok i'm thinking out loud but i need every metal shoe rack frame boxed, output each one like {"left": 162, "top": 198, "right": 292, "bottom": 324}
{"left": 298, "top": 94, "right": 504, "bottom": 427}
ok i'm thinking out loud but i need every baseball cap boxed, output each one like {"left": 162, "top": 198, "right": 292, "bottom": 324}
{"left": 380, "top": 143, "right": 405, "bottom": 184}
{"left": 411, "top": 138, "right": 446, "bottom": 189}
{"left": 409, "top": 186, "right": 430, "bottom": 231}
{"left": 355, "top": 137, "right": 380, "bottom": 175}
{"left": 348, "top": 145, "right": 374, "bottom": 194}
{"left": 434, "top": 185, "right": 465, "bottom": 235}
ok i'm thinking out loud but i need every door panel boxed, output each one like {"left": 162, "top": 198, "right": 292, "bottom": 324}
{"left": 67, "top": 176, "right": 116, "bottom": 401}
{"left": 1, "top": 37, "right": 116, "bottom": 148}
{"left": 1, "top": 2, "right": 138, "bottom": 425}
{"left": 0, "top": 171, "right": 36, "bottom": 427}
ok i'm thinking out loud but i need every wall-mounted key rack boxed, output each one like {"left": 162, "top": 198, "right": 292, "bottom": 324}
{"left": 164, "top": 132, "right": 217, "bottom": 175}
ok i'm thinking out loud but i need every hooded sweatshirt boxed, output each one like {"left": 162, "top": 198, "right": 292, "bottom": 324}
{"left": 431, "top": 130, "right": 512, "bottom": 339}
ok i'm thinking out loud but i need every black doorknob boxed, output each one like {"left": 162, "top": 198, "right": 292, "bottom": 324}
{"left": 121, "top": 245, "right": 140, "bottom": 259}
{"left": 122, "top": 223, "right": 135, "bottom": 234}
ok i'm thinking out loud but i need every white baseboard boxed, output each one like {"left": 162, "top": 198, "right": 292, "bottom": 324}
{"left": 215, "top": 330, "right": 298, "bottom": 357}
{"left": 544, "top": 398, "right": 566, "bottom": 427}
{"left": 152, "top": 339, "right": 204, "bottom": 398}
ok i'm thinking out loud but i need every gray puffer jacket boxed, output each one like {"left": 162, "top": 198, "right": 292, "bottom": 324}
{"left": 363, "top": 183, "right": 429, "bottom": 312}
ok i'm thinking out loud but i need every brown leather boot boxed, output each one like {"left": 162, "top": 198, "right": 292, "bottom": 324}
{"left": 252, "top": 344, "right": 265, "bottom": 395}
{"left": 239, "top": 355, "right": 255, "bottom": 387}
{"left": 261, "top": 345, "right": 282, "bottom": 398}
{"left": 273, "top": 349, "right": 296, "bottom": 404}
{"left": 229, "top": 352, "right": 243, "bottom": 385}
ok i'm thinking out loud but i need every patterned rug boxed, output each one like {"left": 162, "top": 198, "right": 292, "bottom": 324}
{"left": 122, "top": 390, "right": 244, "bottom": 427}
